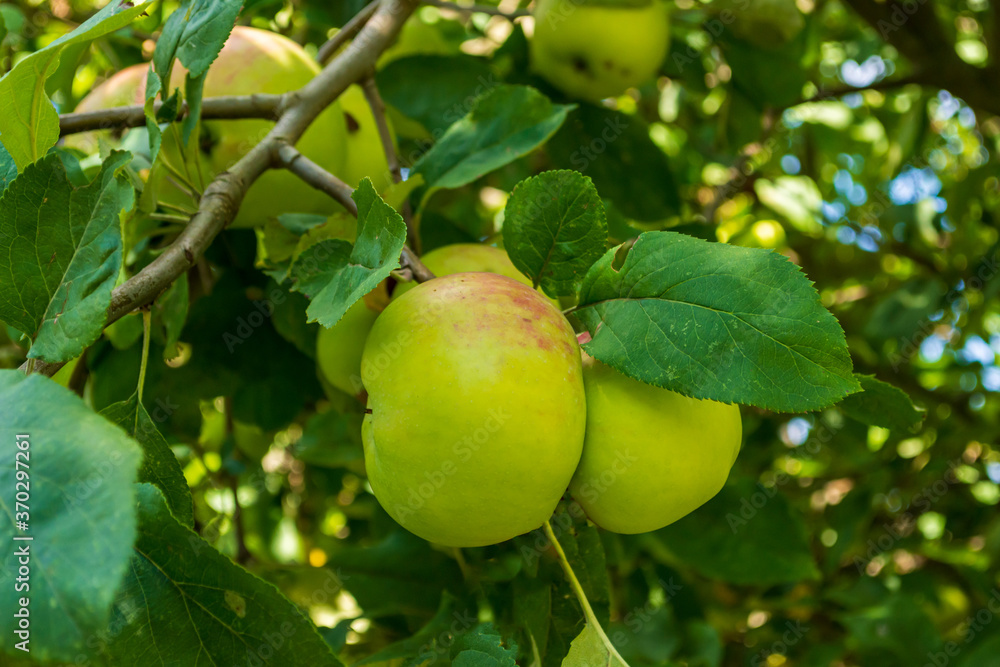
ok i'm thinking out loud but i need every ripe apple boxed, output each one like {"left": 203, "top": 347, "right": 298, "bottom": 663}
{"left": 392, "top": 243, "right": 531, "bottom": 299}
{"left": 318, "top": 243, "right": 532, "bottom": 397}
{"left": 570, "top": 354, "right": 742, "bottom": 534}
{"left": 530, "top": 0, "right": 670, "bottom": 102}
{"left": 67, "top": 27, "right": 348, "bottom": 228}
{"left": 360, "top": 273, "right": 586, "bottom": 547}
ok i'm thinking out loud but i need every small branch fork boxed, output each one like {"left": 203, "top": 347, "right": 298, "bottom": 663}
{"left": 58, "top": 94, "right": 285, "bottom": 136}
{"left": 24, "top": 0, "right": 424, "bottom": 378}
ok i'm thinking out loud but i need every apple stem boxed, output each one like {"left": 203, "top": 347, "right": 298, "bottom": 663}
{"left": 542, "top": 520, "right": 630, "bottom": 665}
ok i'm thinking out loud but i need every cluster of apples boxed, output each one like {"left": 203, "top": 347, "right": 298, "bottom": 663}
{"left": 67, "top": 26, "right": 391, "bottom": 227}
{"left": 320, "top": 244, "right": 742, "bottom": 548}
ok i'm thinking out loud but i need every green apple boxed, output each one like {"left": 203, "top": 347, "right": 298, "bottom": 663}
{"left": 338, "top": 84, "right": 393, "bottom": 192}
{"left": 712, "top": 0, "right": 804, "bottom": 46}
{"left": 318, "top": 243, "right": 533, "bottom": 397}
{"left": 530, "top": 0, "right": 670, "bottom": 102}
{"left": 570, "top": 354, "right": 742, "bottom": 534}
{"left": 68, "top": 26, "right": 348, "bottom": 228}
{"left": 392, "top": 243, "right": 531, "bottom": 299}
{"left": 316, "top": 295, "right": 383, "bottom": 398}
{"left": 361, "top": 273, "right": 586, "bottom": 546}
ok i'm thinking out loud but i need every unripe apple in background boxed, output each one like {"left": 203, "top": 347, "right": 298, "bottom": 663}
{"left": 530, "top": 0, "right": 670, "bottom": 102}
{"left": 712, "top": 0, "right": 805, "bottom": 47}
{"left": 570, "top": 353, "right": 742, "bottom": 534}
{"left": 361, "top": 273, "right": 586, "bottom": 547}
{"left": 67, "top": 26, "right": 348, "bottom": 228}
{"left": 318, "top": 243, "right": 534, "bottom": 397}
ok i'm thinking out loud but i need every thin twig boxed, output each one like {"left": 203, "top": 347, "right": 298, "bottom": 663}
{"left": 273, "top": 143, "right": 358, "bottom": 214}
{"left": 360, "top": 75, "right": 402, "bottom": 184}
{"left": 276, "top": 143, "right": 436, "bottom": 283}
{"left": 66, "top": 352, "right": 89, "bottom": 397}
{"left": 423, "top": 0, "right": 529, "bottom": 19}
{"left": 359, "top": 74, "right": 420, "bottom": 250}
{"left": 317, "top": 1, "right": 380, "bottom": 65}
{"left": 59, "top": 94, "right": 285, "bottom": 137}
{"left": 22, "top": 0, "right": 421, "bottom": 379}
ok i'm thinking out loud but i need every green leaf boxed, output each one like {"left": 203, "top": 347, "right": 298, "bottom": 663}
{"left": 0, "top": 140, "right": 16, "bottom": 197}
{"left": 0, "top": 0, "right": 152, "bottom": 169}
{"left": 575, "top": 231, "right": 860, "bottom": 411}
{"left": 838, "top": 374, "right": 925, "bottom": 432}
{"left": 452, "top": 624, "right": 518, "bottom": 667}
{"left": 156, "top": 273, "right": 189, "bottom": 360}
{"left": 503, "top": 170, "right": 609, "bottom": 298}
{"left": 152, "top": 0, "right": 243, "bottom": 146}
{"left": 0, "top": 151, "right": 134, "bottom": 363}
{"left": 561, "top": 624, "right": 628, "bottom": 667}
{"left": 838, "top": 594, "right": 943, "bottom": 665}
{"left": 288, "top": 179, "right": 406, "bottom": 327}
{"left": 0, "top": 372, "right": 141, "bottom": 663}
{"left": 376, "top": 54, "right": 496, "bottom": 135}
{"left": 355, "top": 593, "right": 467, "bottom": 665}
{"left": 101, "top": 393, "right": 194, "bottom": 527}
{"left": 102, "top": 484, "right": 344, "bottom": 665}
{"left": 413, "top": 84, "right": 574, "bottom": 190}
{"left": 547, "top": 104, "right": 680, "bottom": 222}
{"left": 654, "top": 479, "right": 820, "bottom": 586}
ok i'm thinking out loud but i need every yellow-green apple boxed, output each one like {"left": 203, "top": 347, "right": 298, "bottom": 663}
{"left": 570, "top": 352, "right": 742, "bottom": 533}
{"left": 360, "top": 273, "right": 586, "bottom": 546}
{"left": 316, "top": 286, "right": 388, "bottom": 397}
{"left": 392, "top": 243, "right": 531, "bottom": 299}
{"left": 318, "top": 243, "right": 533, "bottom": 397}
{"left": 67, "top": 26, "right": 348, "bottom": 227}
{"left": 530, "top": 0, "right": 670, "bottom": 102}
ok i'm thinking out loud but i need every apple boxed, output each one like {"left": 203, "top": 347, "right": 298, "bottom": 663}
{"left": 360, "top": 273, "right": 586, "bottom": 547}
{"left": 316, "top": 296, "right": 382, "bottom": 398}
{"left": 570, "top": 353, "right": 742, "bottom": 534}
{"left": 318, "top": 244, "right": 534, "bottom": 397}
{"left": 713, "top": 0, "right": 804, "bottom": 46}
{"left": 67, "top": 26, "right": 348, "bottom": 228}
{"left": 392, "top": 243, "right": 532, "bottom": 299}
{"left": 530, "top": 0, "right": 670, "bottom": 102}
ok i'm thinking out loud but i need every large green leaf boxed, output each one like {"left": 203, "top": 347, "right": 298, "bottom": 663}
{"left": 575, "top": 231, "right": 860, "bottom": 411}
{"left": 0, "top": 0, "right": 152, "bottom": 169}
{"left": 0, "top": 372, "right": 141, "bottom": 663}
{"left": 503, "top": 170, "right": 608, "bottom": 298}
{"left": 103, "top": 484, "right": 344, "bottom": 666}
{"left": 451, "top": 624, "right": 518, "bottom": 667}
{"left": 288, "top": 178, "right": 407, "bottom": 327}
{"left": 0, "top": 151, "right": 134, "bottom": 363}
{"left": 653, "top": 479, "right": 820, "bottom": 586}
{"left": 838, "top": 374, "right": 925, "bottom": 432}
{"left": 413, "top": 84, "right": 574, "bottom": 190}
{"left": 101, "top": 393, "right": 194, "bottom": 527}
{"left": 376, "top": 54, "right": 497, "bottom": 136}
